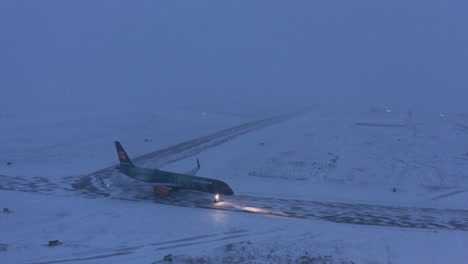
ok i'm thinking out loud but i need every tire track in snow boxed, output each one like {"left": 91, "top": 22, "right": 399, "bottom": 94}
{"left": 91, "top": 108, "right": 310, "bottom": 176}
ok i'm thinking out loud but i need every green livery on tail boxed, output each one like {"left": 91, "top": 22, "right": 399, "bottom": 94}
{"left": 114, "top": 141, "right": 233, "bottom": 203}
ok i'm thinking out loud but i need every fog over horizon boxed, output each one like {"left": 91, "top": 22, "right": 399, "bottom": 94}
{"left": 1, "top": 1, "right": 467, "bottom": 113}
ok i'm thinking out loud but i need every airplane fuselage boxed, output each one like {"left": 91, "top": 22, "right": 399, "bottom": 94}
{"left": 116, "top": 165, "right": 234, "bottom": 195}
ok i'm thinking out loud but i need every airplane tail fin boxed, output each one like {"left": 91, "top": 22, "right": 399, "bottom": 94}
{"left": 115, "top": 141, "right": 135, "bottom": 167}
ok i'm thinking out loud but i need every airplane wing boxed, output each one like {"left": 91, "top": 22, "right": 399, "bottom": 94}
{"left": 184, "top": 158, "right": 201, "bottom": 176}
{"left": 97, "top": 176, "right": 183, "bottom": 188}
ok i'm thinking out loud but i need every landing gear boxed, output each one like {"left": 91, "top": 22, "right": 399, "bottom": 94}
{"left": 214, "top": 194, "right": 220, "bottom": 203}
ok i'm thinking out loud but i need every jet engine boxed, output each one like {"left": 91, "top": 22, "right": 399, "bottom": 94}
{"left": 154, "top": 186, "right": 172, "bottom": 196}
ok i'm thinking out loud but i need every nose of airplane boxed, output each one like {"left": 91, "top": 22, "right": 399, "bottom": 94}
{"left": 215, "top": 182, "right": 234, "bottom": 195}
{"left": 224, "top": 186, "right": 234, "bottom": 195}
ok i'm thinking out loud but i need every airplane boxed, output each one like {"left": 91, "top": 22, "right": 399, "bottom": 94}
{"left": 109, "top": 141, "right": 234, "bottom": 203}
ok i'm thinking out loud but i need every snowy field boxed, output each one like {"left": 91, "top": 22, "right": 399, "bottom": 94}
{"left": 1, "top": 104, "right": 467, "bottom": 263}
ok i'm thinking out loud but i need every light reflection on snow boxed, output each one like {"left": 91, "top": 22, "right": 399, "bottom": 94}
{"left": 211, "top": 207, "right": 226, "bottom": 224}
{"left": 219, "top": 201, "right": 286, "bottom": 216}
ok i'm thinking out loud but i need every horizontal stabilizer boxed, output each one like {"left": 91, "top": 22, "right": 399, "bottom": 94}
{"left": 97, "top": 176, "right": 109, "bottom": 187}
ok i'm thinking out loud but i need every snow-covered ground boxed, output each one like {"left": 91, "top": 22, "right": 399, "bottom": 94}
{"left": 1, "top": 104, "right": 467, "bottom": 263}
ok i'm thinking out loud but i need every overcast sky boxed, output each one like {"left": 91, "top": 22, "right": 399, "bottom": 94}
{"left": 1, "top": 0, "right": 467, "bottom": 112}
